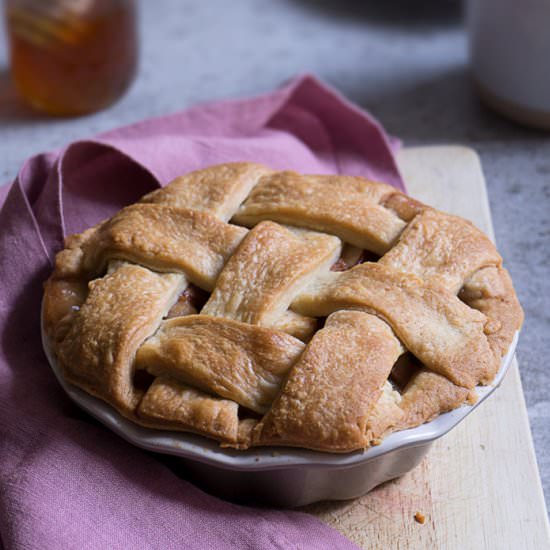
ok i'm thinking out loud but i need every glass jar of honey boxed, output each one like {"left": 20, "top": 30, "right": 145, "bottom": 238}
{"left": 4, "top": 0, "right": 138, "bottom": 116}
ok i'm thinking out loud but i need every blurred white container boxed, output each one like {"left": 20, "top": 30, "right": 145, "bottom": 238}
{"left": 466, "top": 0, "right": 550, "bottom": 130}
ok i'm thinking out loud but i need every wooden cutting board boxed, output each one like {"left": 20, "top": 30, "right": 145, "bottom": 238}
{"left": 306, "top": 146, "right": 550, "bottom": 550}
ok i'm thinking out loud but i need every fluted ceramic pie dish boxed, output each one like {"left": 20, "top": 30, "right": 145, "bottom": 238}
{"left": 42, "top": 315, "right": 518, "bottom": 507}
{"left": 42, "top": 163, "right": 524, "bottom": 505}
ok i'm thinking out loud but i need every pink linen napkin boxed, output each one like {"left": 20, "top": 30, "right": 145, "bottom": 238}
{"left": 0, "top": 74, "right": 404, "bottom": 550}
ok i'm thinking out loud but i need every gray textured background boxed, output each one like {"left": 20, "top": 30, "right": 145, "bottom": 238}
{"left": 0, "top": 0, "right": 548, "bottom": 511}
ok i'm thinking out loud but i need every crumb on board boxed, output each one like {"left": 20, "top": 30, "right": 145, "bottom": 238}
{"left": 270, "top": 451, "right": 281, "bottom": 457}
{"left": 414, "top": 511, "right": 426, "bottom": 524}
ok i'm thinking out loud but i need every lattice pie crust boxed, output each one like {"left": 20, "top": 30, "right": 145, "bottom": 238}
{"left": 43, "top": 163, "right": 523, "bottom": 453}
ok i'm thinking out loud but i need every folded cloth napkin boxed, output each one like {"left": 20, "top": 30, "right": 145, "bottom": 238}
{"left": 0, "top": 74, "right": 404, "bottom": 550}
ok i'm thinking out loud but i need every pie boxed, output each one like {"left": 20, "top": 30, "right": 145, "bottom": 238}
{"left": 42, "top": 163, "right": 523, "bottom": 453}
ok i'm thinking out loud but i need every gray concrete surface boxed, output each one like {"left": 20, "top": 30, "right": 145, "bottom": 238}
{"left": 1, "top": 0, "right": 548, "bottom": 512}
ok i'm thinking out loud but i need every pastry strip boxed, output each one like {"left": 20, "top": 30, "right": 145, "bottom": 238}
{"left": 56, "top": 204, "right": 247, "bottom": 290}
{"left": 233, "top": 172, "right": 406, "bottom": 254}
{"left": 253, "top": 311, "right": 402, "bottom": 452}
{"left": 135, "top": 315, "right": 305, "bottom": 414}
{"left": 365, "top": 381, "right": 405, "bottom": 442}
{"left": 380, "top": 209, "right": 501, "bottom": 293}
{"left": 202, "top": 221, "right": 341, "bottom": 327}
{"left": 57, "top": 263, "right": 186, "bottom": 414}
{"left": 137, "top": 376, "right": 240, "bottom": 443}
{"left": 292, "top": 262, "right": 498, "bottom": 388}
{"left": 271, "top": 310, "right": 318, "bottom": 342}
{"left": 140, "top": 162, "right": 271, "bottom": 221}
{"left": 382, "top": 192, "right": 425, "bottom": 222}
{"left": 397, "top": 369, "right": 472, "bottom": 429}
{"left": 460, "top": 265, "right": 524, "bottom": 357}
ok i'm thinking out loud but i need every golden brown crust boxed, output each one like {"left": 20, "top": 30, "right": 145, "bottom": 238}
{"left": 43, "top": 161, "right": 523, "bottom": 453}
{"left": 135, "top": 315, "right": 305, "bottom": 414}
{"left": 253, "top": 311, "right": 402, "bottom": 452}
{"left": 137, "top": 376, "right": 240, "bottom": 443}
{"left": 365, "top": 381, "right": 405, "bottom": 442}
{"left": 57, "top": 263, "right": 185, "bottom": 414}
{"left": 202, "top": 221, "right": 341, "bottom": 327}
{"left": 54, "top": 226, "right": 101, "bottom": 279}
{"left": 222, "top": 418, "right": 258, "bottom": 450}
{"left": 233, "top": 171, "right": 406, "bottom": 255}
{"left": 460, "top": 266, "right": 524, "bottom": 357}
{"left": 140, "top": 162, "right": 271, "bottom": 221}
{"left": 382, "top": 192, "right": 426, "bottom": 221}
{"left": 271, "top": 310, "right": 318, "bottom": 342}
{"left": 292, "top": 262, "right": 498, "bottom": 388}
{"left": 57, "top": 204, "right": 247, "bottom": 291}
{"left": 397, "top": 370, "right": 472, "bottom": 429}
{"left": 42, "top": 277, "right": 88, "bottom": 343}
{"left": 380, "top": 209, "right": 502, "bottom": 293}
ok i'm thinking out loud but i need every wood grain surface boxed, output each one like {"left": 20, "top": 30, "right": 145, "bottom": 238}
{"left": 305, "top": 146, "right": 550, "bottom": 550}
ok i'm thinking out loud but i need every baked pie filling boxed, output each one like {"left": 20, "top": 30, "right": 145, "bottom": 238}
{"left": 43, "top": 163, "right": 523, "bottom": 453}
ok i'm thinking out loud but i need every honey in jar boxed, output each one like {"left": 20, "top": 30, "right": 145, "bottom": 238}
{"left": 4, "top": 0, "right": 138, "bottom": 116}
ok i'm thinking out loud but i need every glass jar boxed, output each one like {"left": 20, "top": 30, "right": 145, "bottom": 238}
{"left": 4, "top": 0, "right": 138, "bottom": 116}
